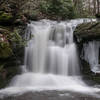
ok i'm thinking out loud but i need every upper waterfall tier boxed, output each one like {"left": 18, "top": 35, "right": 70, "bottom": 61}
{"left": 23, "top": 19, "right": 92, "bottom": 75}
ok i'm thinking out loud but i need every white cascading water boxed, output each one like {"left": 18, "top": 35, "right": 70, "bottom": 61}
{"left": 9, "top": 20, "right": 82, "bottom": 88}
{"left": 23, "top": 20, "right": 80, "bottom": 75}
{"left": 0, "top": 19, "right": 99, "bottom": 96}
{"left": 83, "top": 41, "right": 100, "bottom": 73}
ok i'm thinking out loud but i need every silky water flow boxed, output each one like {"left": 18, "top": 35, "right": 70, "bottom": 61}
{"left": 0, "top": 19, "right": 100, "bottom": 96}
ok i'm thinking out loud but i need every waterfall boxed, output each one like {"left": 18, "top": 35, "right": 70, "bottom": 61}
{"left": 23, "top": 20, "right": 80, "bottom": 75}
{"left": 0, "top": 19, "right": 99, "bottom": 96}
{"left": 9, "top": 19, "right": 90, "bottom": 89}
{"left": 24, "top": 21, "right": 51, "bottom": 73}
{"left": 83, "top": 41, "right": 100, "bottom": 73}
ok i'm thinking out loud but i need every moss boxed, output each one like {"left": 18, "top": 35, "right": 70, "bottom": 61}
{"left": 0, "top": 12, "right": 13, "bottom": 25}
{"left": 74, "top": 22, "right": 100, "bottom": 43}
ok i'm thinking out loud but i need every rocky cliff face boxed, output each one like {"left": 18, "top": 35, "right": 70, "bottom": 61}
{"left": 0, "top": 25, "right": 26, "bottom": 88}
{"left": 74, "top": 21, "right": 100, "bottom": 84}
{"left": 0, "top": 0, "right": 27, "bottom": 88}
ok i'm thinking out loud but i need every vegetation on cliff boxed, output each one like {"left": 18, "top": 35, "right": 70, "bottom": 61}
{"left": 0, "top": 0, "right": 28, "bottom": 88}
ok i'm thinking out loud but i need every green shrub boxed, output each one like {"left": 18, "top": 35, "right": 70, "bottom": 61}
{"left": 0, "top": 12, "right": 13, "bottom": 24}
{"left": 0, "top": 28, "right": 25, "bottom": 58}
{"left": 7, "top": 29, "right": 26, "bottom": 47}
{"left": 0, "top": 42, "right": 12, "bottom": 58}
{"left": 39, "top": 0, "right": 76, "bottom": 19}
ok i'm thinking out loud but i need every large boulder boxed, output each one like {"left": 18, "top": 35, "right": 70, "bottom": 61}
{"left": 74, "top": 22, "right": 100, "bottom": 43}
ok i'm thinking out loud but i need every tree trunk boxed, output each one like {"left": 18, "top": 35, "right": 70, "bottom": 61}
{"left": 93, "top": 0, "right": 96, "bottom": 15}
{"left": 97, "top": 0, "right": 100, "bottom": 13}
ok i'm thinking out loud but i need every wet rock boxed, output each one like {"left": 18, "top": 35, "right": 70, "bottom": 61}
{"left": 74, "top": 22, "right": 100, "bottom": 43}
{"left": 0, "top": 91, "right": 100, "bottom": 100}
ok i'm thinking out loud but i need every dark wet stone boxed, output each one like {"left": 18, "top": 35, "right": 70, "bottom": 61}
{"left": 0, "top": 91, "right": 100, "bottom": 100}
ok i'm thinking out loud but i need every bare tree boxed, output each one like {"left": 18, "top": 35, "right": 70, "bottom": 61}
{"left": 93, "top": 0, "right": 96, "bottom": 14}
{"left": 97, "top": 0, "right": 100, "bottom": 13}
{"left": 73, "top": 0, "right": 83, "bottom": 16}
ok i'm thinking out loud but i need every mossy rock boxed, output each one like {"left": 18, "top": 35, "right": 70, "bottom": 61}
{"left": 74, "top": 22, "right": 100, "bottom": 43}
{"left": 0, "top": 11, "right": 13, "bottom": 25}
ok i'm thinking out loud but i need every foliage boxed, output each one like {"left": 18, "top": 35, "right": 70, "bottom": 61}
{"left": 73, "top": 0, "right": 100, "bottom": 18}
{"left": 24, "top": 10, "right": 39, "bottom": 20}
{"left": 39, "top": 0, "right": 76, "bottom": 19}
{"left": 0, "top": 12, "right": 13, "bottom": 24}
{"left": 0, "top": 42, "right": 12, "bottom": 58}
{"left": 0, "top": 27, "right": 26, "bottom": 58}
{"left": 0, "top": 0, "right": 7, "bottom": 5}
{"left": 7, "top": 29, "right": 26, "bottom": 47}
{"left": 73, "top": 0, "right": 83, "bottom": 17}
{"left": 9, "top": 0, "right": 27, "bottom": 15}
